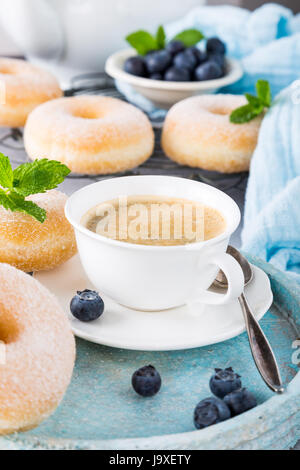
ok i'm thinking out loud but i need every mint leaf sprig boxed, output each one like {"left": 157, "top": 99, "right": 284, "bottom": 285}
{"left": 230, "top": 80, "right": 272, "bottom": 124}
{"left": 173, "top": 29, "right": 205, "bottom": 47}
{"left": 126, "top": 25, "right": 204, "bottom": 56}
{"left": 0, "top": 155, "right": 70, "bottom": 223}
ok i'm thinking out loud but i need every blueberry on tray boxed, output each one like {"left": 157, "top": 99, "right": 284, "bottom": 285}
{"left": 194, "top": 397, "right": 231, "bottom": 430}
{"left": 224, "top": 388, "right": 257, "bottom": 416}
{"left": 193, "top": 368, "right": 257, "bottom": 430}
{"left": 132, "top": 365, "right": 162, "bottom": 397}
{"left": 209, "top": 367, "right": 242, "bottom": 399}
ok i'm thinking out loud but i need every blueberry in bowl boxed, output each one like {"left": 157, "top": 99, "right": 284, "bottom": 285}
{"left": 188, "top": 46, "right": 207, "bottom": 65}
{"left": 195, "top": 61, "right": 223, "bottom": 81}
{"left": 132, "top": 365, "right": 162, "bottom": 397}
{"left": 194, "top": 397, "right": 231, "bottom": 430}
{"left": 105, "top": 26, "right": 243, "bottom": 108}
{"left": 149, "top": 73, "right": 163, "bottom": 81}
{"left": 124, "top": 56, "right": 146, "bottom": 77}
{"left": 209, "top": 367, "right": 242, "bottom": 399}
{"left": 166, "top": 40, "right": 186, "bottom": 56}
{"left": 70, "top": 289, "right": 105, "bottom": 322}
{"left": 208, "top": 52, "right": 225, "bottom": 69}
{"left": 207, "top": 37, "right": 226, "bottom": 55}
{"left": 121, "top": 26, "right": 229, "bottom": 83}
{"left": 173, "top": 49, "right": 198, "bottom": 71}
{"left": 145, "top": 50, "right": 172, "bottom": 74}
{"left": 164, "top": 66, "right": 191, "bottom": 82}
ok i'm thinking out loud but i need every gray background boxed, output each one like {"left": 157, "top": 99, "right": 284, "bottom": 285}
{"left": 209, "top": 0, "right": 300, "bottom": 12}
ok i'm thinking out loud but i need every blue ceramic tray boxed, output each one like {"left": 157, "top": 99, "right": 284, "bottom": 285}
{"left": 1, "top": 256, "right": 299, "bottom": 450}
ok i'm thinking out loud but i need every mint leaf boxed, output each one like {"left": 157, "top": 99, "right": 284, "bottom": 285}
{"left": 231, "top": 79, "right": 272, "bottom": 125}
{"left": 230, "top": 104, "right": 263, "bottom": 124}
{"left": 0, "top": 188, "right": 15, "bottom": 211}
{"left": 256, "top": 80, "right": 272, "bottom": 107}
{"left": 0, "top": 189, "right": 46, "bottom": 223}
{"left": 126, "top": 30, "right": 158, "bottom": 55}
{"left": 0, "top": 157, "right": 69, "bottom": 223}
{"left": 9, "top": 192, "right": 46, "bottom": 223}
{"left": 245, "top": 93, "right": 263, "bottom": 109}
{"left": 156, "top": 25, "right": 166, "bottom": 49}
{"left": 173, "top": 29, "right": 204, "bottom": 47}
{"left": 13, "top": 159, "right": 70, "bottom": 197}
{"left": 0, "top": 153, "right": 13, "bottom": 189}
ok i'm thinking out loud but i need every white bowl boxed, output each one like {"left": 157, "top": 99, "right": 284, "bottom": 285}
{"left": 105, "top": 48, "right": 243, "bottom": 109}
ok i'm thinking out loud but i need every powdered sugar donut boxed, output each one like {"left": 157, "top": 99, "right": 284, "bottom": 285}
{"left": 24, "top": 96, "right": 155, "bottom": 175}
{"left": 0, "top": 263, "right": 75, "bottom": 435}
{"left": 0, "top": 58, "right": 62, "bottom": 128}
{"left": 0, "top": 190, "right": 77, "bottom": 272}
{"left": 162, "top": 95, "right": 263, "bottom": 173}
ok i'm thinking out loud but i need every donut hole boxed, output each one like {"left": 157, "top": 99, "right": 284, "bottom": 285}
{"left": 0, "top": 67, "right": 14, "bottom": 75}
{"left": 0, "top": 323, "right": 19, "bottom": 344}
{"left": 72, "top": 109, "right": 101, "bottom": 120}
{"left": 0, "top": 307, "right": 20, "bottom": 344}
{"left": 210, "top": 107, "right": 231, "bottom": 116}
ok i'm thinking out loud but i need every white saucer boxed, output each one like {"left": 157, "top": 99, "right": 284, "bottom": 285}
{"left": 34, "top": 255, "right": 273, "bottom": 351}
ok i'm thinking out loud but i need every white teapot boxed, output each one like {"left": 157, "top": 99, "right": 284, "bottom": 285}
{"left": 0, "top": 0, "right": 204, "bottom": 87}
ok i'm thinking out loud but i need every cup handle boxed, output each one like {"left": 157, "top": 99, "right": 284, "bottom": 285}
{"left": 193, "top": 252, "right": 245, "bottom": 305}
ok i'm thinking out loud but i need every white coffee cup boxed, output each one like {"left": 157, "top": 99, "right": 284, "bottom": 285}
{"left": 65, "top": 176, "right": 244, "bottom": 311}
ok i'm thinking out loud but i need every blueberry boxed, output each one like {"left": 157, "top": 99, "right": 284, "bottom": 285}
{"left": 207, "top": 37, "right": 226, "bottom": 55}
{"left": 149, "top": 73, "right": 163, "bottom": 80}
{"left": 224, "top": 388, "right": 257, "bottom": 416}
{"left": 124, "top": 56, "right": 146, "bottom": 77}
{"left": 145, "top": 49, "right": 157, "bottom": 57}
{"left": 145, "top": 50, "right": 172, "bottom": 74}
{"left": 208, "top": 52, "right": 225, "bottom": 69}
{"left": 166, "top": 40, "right": 186, "bottom": 56}
{"left": 173, "top": 50, "right": 197, "bottom": 71}
{"left": 187, "top": 46, "right": 207, "bottom": 65}
{"left": 164, "top": 66, "right": 190, "bottom": 82}
{"left": 194, "top": 61, "right": 223, "bottom": 81}
{"left": 194, "top": 397, "right": 231, "bottom": 430}
{"left": 209, "top": 368, "right": 242, "bottom": 399}
{"left": 70, "top": 289, "right": 104, "bottom": 322}
{"left": 132, "top": 365, "right": 162, "bottom": 397}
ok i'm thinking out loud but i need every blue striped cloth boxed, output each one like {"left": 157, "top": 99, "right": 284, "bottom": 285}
{"left": 242, "top": 83, "right": 300, "bottom": 280}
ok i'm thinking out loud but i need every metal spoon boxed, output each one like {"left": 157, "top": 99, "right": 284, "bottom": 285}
{"left": 213, "top": 245, "right": 285, "bottom": 394}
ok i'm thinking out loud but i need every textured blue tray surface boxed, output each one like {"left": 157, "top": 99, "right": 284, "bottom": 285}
{"left": 1, "top": 256, "right": 299, "bottom": 450}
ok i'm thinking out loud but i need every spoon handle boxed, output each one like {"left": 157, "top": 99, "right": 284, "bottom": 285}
{"left": 239, "top": 293, "right": 285, "bottom": 394}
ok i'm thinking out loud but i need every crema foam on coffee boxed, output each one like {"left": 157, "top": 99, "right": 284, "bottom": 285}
{"left": 81, "top": 195, "right": 226, "bottom": 246}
